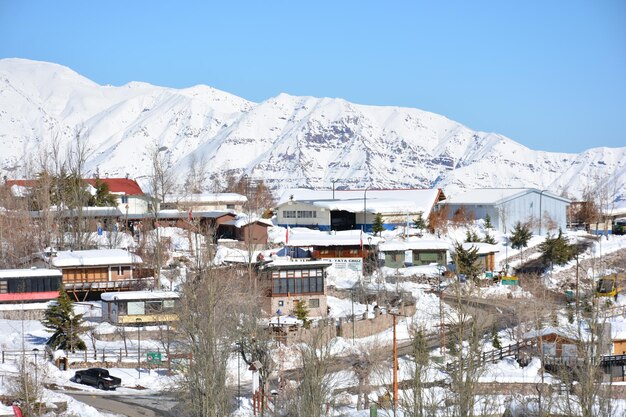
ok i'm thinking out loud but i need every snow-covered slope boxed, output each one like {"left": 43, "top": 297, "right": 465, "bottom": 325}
{"left": 1, "top": 58, "right": 625, "bottom": 202}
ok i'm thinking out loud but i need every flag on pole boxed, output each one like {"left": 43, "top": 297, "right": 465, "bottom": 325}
{"left": 12, "top": 404, "right": 23, "bottom": 417}
{"left": 285, "top": 226, "right": 290, "bottom": 244}
{"left": 188, "top": 208, "right": 193, "bottom": 221}
{"left": 360, "top": 230, "right": 363, "bottom": 251}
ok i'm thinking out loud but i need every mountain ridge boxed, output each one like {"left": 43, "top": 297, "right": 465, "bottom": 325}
{"left": 1, "top": 58, "right": 624, "bottom": 203}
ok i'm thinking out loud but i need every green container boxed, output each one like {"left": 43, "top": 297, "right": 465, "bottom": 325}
{"left": 501, "top": 279, "right": 518, "bottom": 286}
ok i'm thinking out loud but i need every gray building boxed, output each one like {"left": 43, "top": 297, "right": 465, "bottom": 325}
{"left": 275, "top": 188, "right": 445, "bottom": 233}
{"left": 441, "top": 188, "right": 571, "bottom": 235}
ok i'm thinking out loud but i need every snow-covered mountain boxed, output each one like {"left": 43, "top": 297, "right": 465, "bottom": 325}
{"left": 1, "top": 58, "right": 625, "bottom": 202}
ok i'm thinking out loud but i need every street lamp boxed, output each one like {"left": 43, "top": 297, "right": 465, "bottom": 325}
{"left": 136, "top": 318, "right": 141, "bottom": 379}
{"left": 32, "top": 348, "right": 39, "bottom": 386}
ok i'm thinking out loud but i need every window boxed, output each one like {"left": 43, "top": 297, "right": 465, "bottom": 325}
{"left": 0, "top": 280, "right": 7, "bottom": 294}
{"left": 271, "top": 269, "right": 325, "bottom": 295}
{"left": 128, "top": 301, "right": 145, "bottom": 315}
{"left": 121, "top": 196, "right": 128, "bottom": 204}
{"left": 226, "top": 204, "right": 235, "bottom": 209}
{"left": 278, "top": 300, "right": 284, "bottom": 307}
{"left": 309, "top": 299, "right": 320, "bottom": 308}
{"left": 145, "top": 301, "right": 163, "bottom": 313}
{"left": 562, "top": 344, "right": 577, "bottom": 359}
{"left": 542, "top": 342, "right": 556, "bottom": 357}
{"left": 283, "top": 210, "right": 297, "bottom": 219}
{"left": 297, "top": 210, "right": 316, "bottom": 218}
{"left": 117, "top": 301, "right": 128, "bottom": 316}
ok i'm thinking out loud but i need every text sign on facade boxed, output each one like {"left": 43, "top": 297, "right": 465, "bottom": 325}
{"left": 321, "top": 258, "right": 363, "bottom": 274}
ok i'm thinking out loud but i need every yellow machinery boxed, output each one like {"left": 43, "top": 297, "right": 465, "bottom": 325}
{"left": 596, "top": 274, "right": 626, "bottom": 297}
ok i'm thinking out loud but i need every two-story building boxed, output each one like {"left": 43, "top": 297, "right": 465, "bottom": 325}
{"left": 49, "top": 249, "right": 149, "bottom": 300}
{"left": 275, "top": 188, "right": 445, "bottom": 233}
{"left": 258, "top": 260, "right": 331, "bottom": 318}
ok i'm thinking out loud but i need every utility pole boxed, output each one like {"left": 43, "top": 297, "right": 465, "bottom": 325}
{"left": 331, "top": 179, "right": 338, "bottom": 200}
{"left": 392, "top": 313, "right": 398, "bottom": 417}
{"left": 575, "top": 247, "right": 580, "bottom": 319}
{"left": 438, "top": 266, "right": 446, "bottom": 355}
{"left": 351, "top": 289, "right": 355, "bottom": 344}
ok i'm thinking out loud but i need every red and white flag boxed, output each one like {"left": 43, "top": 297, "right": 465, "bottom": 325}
{"left": 12, "top": 404, "right": 23, "bottom": 417}
{"left": 188, "top": 208, "right": 193, "bottom": 221}
{"left": 285, "top": 227, "right": 290, "bottom": 244}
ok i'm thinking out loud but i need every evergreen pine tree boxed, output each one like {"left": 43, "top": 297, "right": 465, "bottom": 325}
{"left": 294, "top": 299, "right": 310, "bottom": 328}
{"left": 465, "top": 230, "right": 480, "bottom": 243}
{"left": 372, "top": 213, "right": 384, "bottom": 236}
{"left": 483, "top": 232, "right": 496, "bottom": 245}
{"left": 510, "top": 221, "right": 533, "bottom": 264}
{"left": 413, "top": 211, "right": 427, "bottom": 232}
{"left": 510, "top": 222, "right": 532, "bottom": 250}
{"left": 491, "top": 324, "right": 502, "bottom": 350}
{"left": 539, "top": 229, "right": 573, "bottom": 268}
{"left": 89, "top": 179, "right": 118, "bottom": 207}
{"left": 453, "top": 242, "right": 482, "bottom": 282}
{"left": 484, "top": 214, "right": 493, "bottom": 229}
{"left": 42, "top": 284, "right": 86, "bottom": 352}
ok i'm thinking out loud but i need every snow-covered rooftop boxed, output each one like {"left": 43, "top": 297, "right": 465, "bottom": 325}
{"left": 378, "top": 238, "right": 450, "bottom": 252}
{"left": 101, "top": 290, "right": 179, "bottom": 301}
{"left": 0, "top": 268, "right": 62, "bottom": 278}
{"left": 277, "top": 188, "right": 443, "bottom": 214}
{"left": 28, "top": 206, "right": 123, "bottom": 218}
{"left": 51, "top": 249, "right": 143, "bottom": 267}
{"left": 443, "top": 188, "right": 570, "bottom": 205}
{"left": 165, "top": 192, "right": 247, "bottom": 204}
{"left": 223, "top": 216, "right": 274, "bottom": 228}
{"left": 523, "top": 325, "right": 581, "bottom": 341}
{"left": 286, "top": 228, "right": 383, "bottom": 247}
{"left": 157, "top": 209, "right": 235, "bottom": 219}
{"left": 266, "top": 259, "right": 333, "bottom": 269}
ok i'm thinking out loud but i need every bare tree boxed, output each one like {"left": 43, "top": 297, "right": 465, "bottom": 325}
{"left": 346, "top": 340, "right": 387, "bottom": 411}
{"left": 174, "top": 235, "right": 247, "bottom": 417}
{"left": 6, "top": 359, "right": 43, "bottom": 417}
{"left": 147, "top": 143, "right": 176, "bottom": 284}
{"left": 400, "top": 326, "right": 442, "bottom": 416}
{"left": 184, "top": 153, "right": 208, "bottom": 194}
{"left": 283, "top": 327, "right": 338, "bottom": 417}
{"left": 441, "top": 282, "right": 496, "bottom": 417}
{"left": 148, "top": 143, "right": 176, "bottom": 204}
{"left": 65, "top": 127, "right": 92, "bottom": 250}
{"left": 553, "top": 297, "right": 615, "bottom": 417}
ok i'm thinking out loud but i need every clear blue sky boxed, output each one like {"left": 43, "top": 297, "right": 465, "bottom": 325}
{"left": 1, "top": 1, "right": 624, "bottom": 153}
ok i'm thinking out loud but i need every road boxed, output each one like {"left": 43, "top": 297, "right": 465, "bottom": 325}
{"left": 64, "top": 392, "right": 178, "bottom": 417}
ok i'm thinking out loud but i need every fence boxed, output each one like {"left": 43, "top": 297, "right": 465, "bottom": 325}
{"left": 1, "top": 347, "right": 173, "bottom": 366}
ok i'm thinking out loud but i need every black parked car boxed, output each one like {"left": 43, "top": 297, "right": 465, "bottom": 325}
{"left": 74, "top": 368, "right": 121, "bottom": 390}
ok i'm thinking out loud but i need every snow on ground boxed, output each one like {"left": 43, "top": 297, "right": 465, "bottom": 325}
{"left": 326, "top": 264, "right": 362, "bottom": 289}
{"left": 479, "top": 357, "right": 556, "bottom": 383}
{"left": 479, "top": 283, "right": 532, "bottom": 299}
